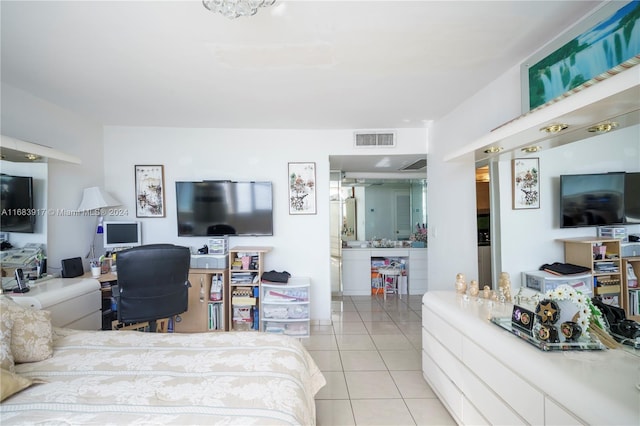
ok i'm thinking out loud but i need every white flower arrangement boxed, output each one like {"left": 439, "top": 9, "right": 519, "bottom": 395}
{"left": 544, "top": 284, "right": 604, "bottom": 338}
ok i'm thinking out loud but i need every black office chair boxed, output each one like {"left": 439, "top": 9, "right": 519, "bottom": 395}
{"left": 113, "top": 244, "right": 191, "bottom": 332}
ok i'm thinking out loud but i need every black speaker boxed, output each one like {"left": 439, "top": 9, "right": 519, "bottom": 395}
{"left": 61, "top": 257, "right": 84, "bottom": 278}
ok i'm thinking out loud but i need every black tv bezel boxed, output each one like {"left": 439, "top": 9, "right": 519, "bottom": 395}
{"left": 0, "top": 174, "right": 36, "bottom": 233}
{"left": 559, "top": 171, "right": 628, "bottom": 229}
{"left": 175, "top": 180, "right": 274, "bottom": 237}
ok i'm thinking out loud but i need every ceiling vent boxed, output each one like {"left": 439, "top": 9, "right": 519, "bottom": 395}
{"left": 401, "top": 158, "right": 426, "bottom": 170}
{"left": 354, "top": 131, "right": 396, "bottom": 148}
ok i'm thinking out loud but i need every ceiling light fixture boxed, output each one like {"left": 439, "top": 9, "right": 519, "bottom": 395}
{"left": 540, "top": 123, "right": 569, "bottom": 133}
{"left": 202, "top": 0, "right": 276, "bottom": 19}
{"left": 24, "top": 153, "right": 39, "bottom": 161}
{"left": 587, "top": 121, "right": 618, "bottom": 133}
{"left": 521, "top": 146, "right": 541, "bottom": 153}
{"left": 483, "top": 146, "right": 503, "bottom": 154}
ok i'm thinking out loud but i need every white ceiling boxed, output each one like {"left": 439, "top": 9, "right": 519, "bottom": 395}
{"left": 1, "top": 0, "right": 601, "bottom": 171}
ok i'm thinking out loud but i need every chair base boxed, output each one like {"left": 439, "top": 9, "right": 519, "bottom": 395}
{"left": 112, "top": 318, "right": 169, "bottom": 332}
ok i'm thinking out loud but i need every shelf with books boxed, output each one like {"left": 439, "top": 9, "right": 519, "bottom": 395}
{"left": 228, "top": 246, "right": 272, "bottom": 331}
{"left": 174, "top": 269, "right": 227, "bottom": 332}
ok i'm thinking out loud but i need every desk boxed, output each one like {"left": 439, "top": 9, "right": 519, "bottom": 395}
{"left": 9, "top": 277, "right": 101, "bottom": 330}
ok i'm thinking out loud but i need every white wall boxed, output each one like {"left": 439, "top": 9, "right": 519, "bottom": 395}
{"left": 427, "top": 63, "right": 523, "bottom": 290}
{"left": 103, "top": 126, "right": 427, "bottom": 322}
{"left": 1, "top": 83, "right": 105, "bottom": 273}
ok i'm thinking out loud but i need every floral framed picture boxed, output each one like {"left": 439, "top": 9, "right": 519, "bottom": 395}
{"left": 512, "top": 158, "right": 540, "bottom": 209}
{"left": 134, "top": 165, "right": 165, "bottom": 217}
{"left": 288, "top": 162, "right": 316, "bottom": 215}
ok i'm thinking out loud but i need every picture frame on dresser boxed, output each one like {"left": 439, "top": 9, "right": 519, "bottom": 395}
{"left": 134, "top": 165, "right": 165, "bottom": 217}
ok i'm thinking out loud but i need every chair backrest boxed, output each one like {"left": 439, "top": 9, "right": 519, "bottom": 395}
{"left": 115, "top": 244, "right": 190, "bottom": 324}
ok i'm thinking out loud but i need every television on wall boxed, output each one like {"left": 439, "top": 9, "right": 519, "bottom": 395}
{"left": 0, "top": 174, "right": 35, "bottom": 233}
{"left": 560, "top": 172, "right": 628, "bottom": 228}
{"left": 176, "top": 181, "right": 273, "bottom": 236}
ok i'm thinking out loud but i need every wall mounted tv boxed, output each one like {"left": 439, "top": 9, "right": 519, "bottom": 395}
{"left": 176, "top": 181, "right": 273, "bottom": 236}
{"left": 560, "top": 172, "right": 639, "bottom": 228}
{"left": 0, "top": 174, "right": 35, "bottom": 233}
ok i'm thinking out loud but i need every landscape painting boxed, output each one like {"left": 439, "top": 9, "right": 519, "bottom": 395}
{"left": 528, "top": 1, "right": 640, "bottom": 110}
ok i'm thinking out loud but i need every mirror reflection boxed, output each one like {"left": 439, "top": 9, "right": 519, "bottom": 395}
{"left": 340, "top": 179, "right": 427, "bottom": 242}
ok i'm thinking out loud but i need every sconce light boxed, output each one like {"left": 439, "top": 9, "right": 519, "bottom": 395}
{"left": 540, "top": 123, "right": 568, "bottom": 133}
{"left": 521, "top": 146, "right": 541, "bottom": 153}
{"left": 587, "top": 121, "right": 618, "bottom": 133}
{"left": 483, "top": 146, "right": 503, "bottom": 154}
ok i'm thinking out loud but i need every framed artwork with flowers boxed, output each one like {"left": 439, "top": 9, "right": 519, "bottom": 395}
{"left": 134, "top": 165, "right": 165, "bottom": 217}
{"left": 512, "top": 158, "right": 540, "bottom": 210}
{"left": 288, "top": 162, "right": 316, "bottom": 215}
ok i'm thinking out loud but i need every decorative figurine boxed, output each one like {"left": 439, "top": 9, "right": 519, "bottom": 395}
{"left": 537, "top": 324, "right": 560, "bottom": 343}
{"left": 483, "top": 285, "right": 491, "bottom": 299}
{"left": 498, "top": 272, "right": 512, "bottom": 302}
{"left": 455, "top": 273, "right": 467, "bottom": 294}
{"left": 469, "top": 280, "right": 479, "bottom": 297}
{"left": 560, "top": 321, "right": 582, "bottom": 342}
{"left": 535, "top": 299, "right": 561, "bottom": 325}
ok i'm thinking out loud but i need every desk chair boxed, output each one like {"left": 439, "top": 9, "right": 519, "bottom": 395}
{"left": 112, "top": 244, "right": 191, "bottom": 332}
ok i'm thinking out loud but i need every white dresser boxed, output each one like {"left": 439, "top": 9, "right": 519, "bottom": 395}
{"left": 422, "top": 291, "right": 640, "bottom": 426}
{"left": 8, "top": 277, "right": 101, "bottom": 330}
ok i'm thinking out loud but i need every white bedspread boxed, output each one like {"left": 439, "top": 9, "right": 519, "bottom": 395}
{"left": 1, "top": 328, "right": 326, "bottom": 425}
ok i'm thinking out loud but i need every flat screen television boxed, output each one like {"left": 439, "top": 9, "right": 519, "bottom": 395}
{"left": 0, "top": 174, "right": 35, "bottom": 233}
{"left": 560, "top": 172, "right": 625, "bottom": 228}
{"left": 176, "top": 181, "right": 273, "bottom": 236}
{"left": 103, "top": 221, "right": 142, "bottom": 249}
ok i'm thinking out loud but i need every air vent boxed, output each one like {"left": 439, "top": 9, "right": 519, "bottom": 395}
{"left": 354, "top": 131, "right": 396, "bottom": 148}
{"left": 402, "top": 158, "right": 426, "bottom": 170}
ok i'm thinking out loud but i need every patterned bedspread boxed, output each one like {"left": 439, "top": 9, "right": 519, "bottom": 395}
{"left": 1, "top": 328, "right": 326, "bottom": 425}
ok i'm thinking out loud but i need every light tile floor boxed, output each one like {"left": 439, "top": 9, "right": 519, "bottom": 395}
{"left": 305, "top": 294, "right": 456, "bottom": 426}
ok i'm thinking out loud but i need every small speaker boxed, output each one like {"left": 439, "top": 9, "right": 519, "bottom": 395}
{"left": 61, "top": 257, "right": 84, "bottom": 278}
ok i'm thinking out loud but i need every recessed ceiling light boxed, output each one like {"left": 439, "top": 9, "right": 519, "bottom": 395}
{"left": 25, "top": 153, "right": 39, "bottom": 161}
{"left": 540, "top": 123, "right": 568, "bottom": 133}
{"left": 587, "top": 121, "right": 618, "bottom": 133}
{"left": 521, "top": 146, "right": 541, "bottom": 153}
{"left": 483, "top": 146, "right": 503, "bottom": 154}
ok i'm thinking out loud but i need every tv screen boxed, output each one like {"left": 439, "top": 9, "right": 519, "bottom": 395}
{"left": 560, "top": 172, "right": 625, "bottom": 228}
{"left": 103, "top": 221, "right": 142, "bottom": 249}
{"left": 0, "top": 174, "right": 35, "bottom": 233}
{"left": 176, "top": 181, "right": 273, "bottom": 236}
{"left": 624, "top": 172, "right": 640, "bottom": 224}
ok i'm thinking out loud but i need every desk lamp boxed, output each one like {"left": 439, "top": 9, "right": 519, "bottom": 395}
{"left": 77, "top": 187, "right": 121, "bottom": 259}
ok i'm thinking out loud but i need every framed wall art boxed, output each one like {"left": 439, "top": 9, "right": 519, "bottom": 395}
{"left": 288, "top": 162, "right": 316, "bottom": 215}
{"left": 512, "top": 158, "right": 540, "bottom": 210}
{"left": 134, "top": 165, "right": 165, "bottom": 217}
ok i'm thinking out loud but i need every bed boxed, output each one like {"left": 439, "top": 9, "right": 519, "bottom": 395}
{"left": 0, "top": 296, "right": 326, "bottom": 425}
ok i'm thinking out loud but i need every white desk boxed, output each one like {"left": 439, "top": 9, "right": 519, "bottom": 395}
{"left": 8, "top": 277, "right": 101, "bottom": 330}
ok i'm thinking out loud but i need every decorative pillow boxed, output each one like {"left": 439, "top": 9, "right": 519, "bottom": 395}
{"left": 0, "top": 368, "right": 39, "bottom": 401}
{"left": 0, "top": 296, "right": 53, "bottom": 363}
{"left": 0, "top": 314, "right": 15, "bottom": 372}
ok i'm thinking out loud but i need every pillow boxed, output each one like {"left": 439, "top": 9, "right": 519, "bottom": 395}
{"left": 0, "top": 368, "right": 38, "bottom": 401}
{"left": 0, "top": 313, "right": 15, "bottom": 372}
{"left": 0, "top": 296, "right": 53, "bottom": 363}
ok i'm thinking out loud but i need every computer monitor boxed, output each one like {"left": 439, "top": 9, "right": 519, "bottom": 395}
{"left": 103, "top": 221, "right": 142, "bottom": 249}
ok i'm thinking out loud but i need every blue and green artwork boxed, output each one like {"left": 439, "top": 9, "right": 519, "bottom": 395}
{"left": 528, "top": 0, "right": 640, "bottom": 110}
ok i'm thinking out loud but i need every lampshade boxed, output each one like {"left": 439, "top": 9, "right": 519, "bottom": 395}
{"left": 77, "top": 187, "right": 121, "bottom": 211}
